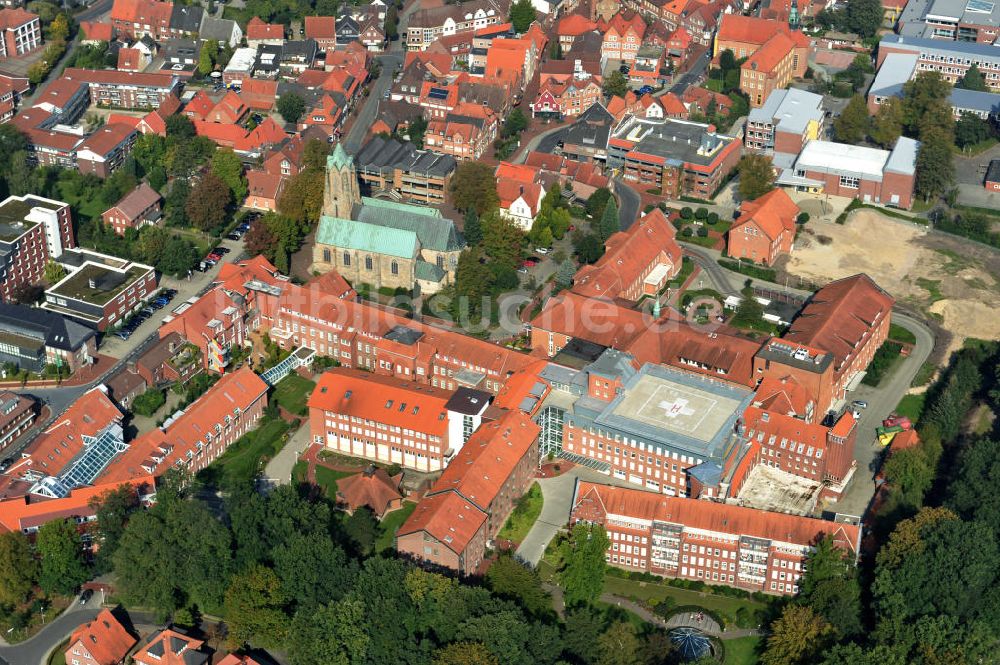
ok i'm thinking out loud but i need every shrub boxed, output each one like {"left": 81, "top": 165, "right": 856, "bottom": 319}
{"left": 682, "top": 227, "right": 694, "bottom": 237}
{"left": 680, "top": 207, "right": 693, "bottom": 219}
{"left": 695, "top": 207, "right": 708, "bottom": 220}
{"left": 696, "top": 226, "right": 708, "bottom": 237}
{"left": 796, "top": 212, "right": 810, "bottom": 224}
{"left": 707, "top": 212, "right": 719, "bottom": 224}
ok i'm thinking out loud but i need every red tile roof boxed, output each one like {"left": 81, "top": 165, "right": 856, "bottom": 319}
{"left": 784, "top": 274, "right": 894, "bottom": 374}
{"left": 733, "top": 188, "right": 798, "bottom": 240}
{"left": 99, "top": 367, "right": 268, "bottom": 483}
{"left": 575, "top": 481, "right": 861, "bottom": 553}
{"left": 246, "top": 16, "right": 283, "bottom": 40}
{"left": 752, "top": 375, "right": 813, "bottom": 417}
{"left": 398, "top": 490, "right": 487, "bottom": 556}
{"left": 110, "top": 0, "right": 171, "bottom": 28}
{"left": 0, "top": 476, "right": 153, "bottom": 532}
{"left": 107, "top": 182, "right": 161, "bottom": 220}
{"left": 77, "top": 123, "right": 138, "bottom": 157}
{"left": 497, "top": 177, "right": 543, "bottom": 211}
{"left": 67, "top": 609, "right": 136, "bottom": 665}
{"left": 246, "top": 170, "right": 284, "bottom": 201}
{"left": 217, "top": 656, "right": 266, "bottom": 665}
{"left": 658, "top": 92, "right": 687, "bottom": 116}
{"left": 0, "top": 6, "right": 37, "bottom": 28}
{"left": 117, "top": 47, "right": 142, "bottom": 71}
{"left": 16, "top": 388, "right": 122, "bottom": 479}
{"left": 309, "top": 368, "right": 453, "bottom": 435}
{"left": 557, "top": 13, "right": 597, "bottom": 36}
{"left": 717, "top": 13, "right": 790, "bottom": 45}
{"left": 133, "top": 629, "right": 205, "bottom": 665}
{"left": 743, "top": 31, "right": 795, "bottom": 74}
{"left": 571, "top": 209, "right": 681, "bottom": 301}
{"left": 336, "top": 466, "right": 403, "bottom": 516}
{"left": 431, "top": 410, "right": 538, "bottom": 510}
{"left": 305, "top": 15, "right": 337, "bottom": 38}
{"left": 80, "top": 20, "right": 115, "bottom": 41}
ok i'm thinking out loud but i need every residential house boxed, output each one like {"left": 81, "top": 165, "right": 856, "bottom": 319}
{"left": 101, "top": 182, "right": 162, "bottom": 236}
{"left": 424, "top": 102, "right": 498, "bottom": 160}
{"left": 246, "top": 16, "right": 283, "bottom": 47}
{"left": 134, "top": 331, "right": 199, "bottom": 387}
{"left": 600, "top": 12, "right": 645, "bottom": 62}
{"left": 64, "top": 608, "right": 136, "bottom": 665}
{"left": 305, "top": 15, "right": 338, "bottom": 50}
{"left": 76, "top": 123, "right": 139, "bottom": 178}
{"left": 531, "top": 74, "right": 603, "bottom": 118}
{"left": 727, "top": 188, "right": 799, "bottom": 266}
{"left": 497, "top": 176, "right": 544, "bottom": 231}
{"left": 244, "top": 171, "right": 285, "bottom": 212}
{"left": 406, "top": 0, "right": 506, "bottom": 51}
{"left": 131, "top": 629, "right": 208, "bottom": 665}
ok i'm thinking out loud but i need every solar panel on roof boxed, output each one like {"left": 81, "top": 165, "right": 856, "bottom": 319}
{"left": 428, "top": 87, "right": 449, "bottom": 100}
{"left": 967, "top": 0, "right": 994, "bottom": 12}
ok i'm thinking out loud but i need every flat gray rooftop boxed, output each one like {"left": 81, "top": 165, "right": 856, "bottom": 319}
{"left": 612, "top": 373, "right": 743, "bottom": 443}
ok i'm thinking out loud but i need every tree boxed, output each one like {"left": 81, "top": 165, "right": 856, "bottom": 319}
{"left": 224, "top": 565, "right": 288, "bottom": 649}
{"left": 485, "top": 555, "right": 551, "bottom": 619}
{"left": 554, "top": 259, "right": 576, "bottom": 288}
{"left": 761, "top": 605, "right": 833, "bottom": 665}
{"left": 481, "top": 209, "right": 525, "bottom": 273}
{"left": 955, "top": 111, "right": 992, "bottom": 150}
{"left": 595, "top": 622, "right": 645, "bottom": 665}
{"left": 450, "top": 162, "right": 499, "bottom": 214}
{"left": 585, "top": 187, "right": 612, "bottom": 220}
{"left": 957, "top": 62, "right": 988, "bottom": 91}
{"left": 869, "top": 97, "right": 904, "bottom": 148}
{"left": 272, "top": 533, "right": 355, "bottom": 610}
{"left": 43, "top": 260, "right": 65, "bottom": 285}
{"left": 915, "top": 128, "right": 955, "bottom": 202}
{"left": 89, "top": 484, "right": 141, "bottom": 574}
{"left": 573, "top": 233, "right": 603, "bottom": 263}
{"left": 289, "top": 597, "right": 369, "bottom": 665}
{"left": 198, "top": 41, "right": 218, "bottom": 76}
{"left": 277, "top": 169, "right": 325, "bottom": 224}
{"left": 559, "top": 522, "right": 609, "bottom": 607}
{"left": 408, "top": 115, "right": 429, "bottom": 148}
{"left": 434, "top": 642, "right": 499, "bottom": 665}
{"left": 131, "top": 388, "right": 166, "bottom": 416}
{"left": 508, "top": 0, "right": 536, "bottom": 32}
{"left": 881, "top": 447, "right": 934, "bottom": 510}
{"left": 563, "top": 606, "right": 606, "bottom": 664}
{"left": 834, "top": 95, "right": 870, "bottom": 144}
{"left": 731, "top": 288, "right": 765, "bottom": 328}
{"left": 597, "top": 197, "right": 619, "bottom": 241}
{"left": 452, "top": 247, "right": 496, "bottom": 322}
{"left": 384, "top": 4, "right": 398, "bottom": 40}
{"left": 503, "top": 108, "right": 529, "bottom": 137}
{"left": 0, "top": 531, "right": 37, "bottom": 605}
{"left": 549, "top": 39, "right": 562, "bottom": 60}
{"left": 277, "top": 92, "right": 306, "bottom": 124}
{"left": 158, "top": 236, "right": 199, "bottom": 277}
{"left": 464, "top": 208, "right": 483, "bottom": 245}
{"left": 844, "top": 0, "right": 882, "bottom": 37}
{"left": 602, "top": 71, "right": 629, "bottom": 99}
{"left": 797, "top": 535, "right": 862, "bottom": 637}
{"left": 342, "top": 506, "right": 378, "bottom": 557}
{"left": 211, "top": 148, "right": 248, "bottom": 201}
{"left": 902, "top": 71, "right": 953, "bottom": 138}
{"left": 244, "top": 217, "right": 278, "bottom": 261}
{"left": 186, "top": 173, "right": 231, "bottom": 231}
{"left": 165, "top": 114, "right": 197, "bottom": 140}
{"left": 37, "top": 519, "right": 89, "bottom": 596}
{"left": 737, "top": 154, "right": 775, "bottom": 201}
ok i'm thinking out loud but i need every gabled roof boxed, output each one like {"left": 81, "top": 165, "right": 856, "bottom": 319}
{"left": 497, "top": 177, "right": 543, "bottom": 211}
{"left": 742, "top": 31, "right": 795, "bottom": 75}
{"left": 246, "top": 16, "right": 283, "bottom": 40}
{"left": 106, "top": 182, "right": 161, "bottom": 220}
{"left": 305, "top": 15, "right": 337, "bottom": 39}
{"left": 134, "top": 629, "right": 207, "bottom": 665}
{"left": 557, "top": 13, "right": 597, "bottom": 35}
{"left": 68, "top": 609, "right": 136, "bottom": 665}
{"left": 80, "top": 20, "right": 115, "bottom": 41}
{"left": 574, "top": 481, "right": 860, "bottom": 554}
{"left": 0, "top": 477, "right": 153, "bottom": 532}
{"left": 784, "top": 274, "right": 894, "bottom": 374}
{"left": 336, "top": 466, "right": 403, "bottom": 515}
{"left": 733, "top": 188, "right": 798, "bottom": 240}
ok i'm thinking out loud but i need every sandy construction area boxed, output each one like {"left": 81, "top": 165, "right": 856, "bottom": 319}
{"left": 780, "top": 210, "right": 1000, "bottom": 356}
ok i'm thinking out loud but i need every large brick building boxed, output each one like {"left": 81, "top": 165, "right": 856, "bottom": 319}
{"left": 714, "top": 15, "right": 810, "bottom": 108}
{"left": 0, "top": 194, "right": 74, "bottom": 303}
{"left": 608, "top": 118, "right": 742, "bottom": 199}
{"left": 570, "top": 481, "right": 861, "bottom": 594}
{"left": 307, "top": 368, "right": 492, "bottom": 472}
{"left": 352, "top": 136, "right": 456, "bottom": 207}
{"left": 0, "top": 392, "right": 35, "bottom": 453}
{"left": 406, "top": 0, "right": 506, "bottom": 51}
{"left": 397, "top": 410, "right": 539, "bottom": 574}
{"left": 0, "top": 8, "right": 41, "bottom": 59}
{"left": 745, "top": 88, "right": 824, "bottom": 158}
{"left": 571, "top": 209, "right": 683, "bottom": 303}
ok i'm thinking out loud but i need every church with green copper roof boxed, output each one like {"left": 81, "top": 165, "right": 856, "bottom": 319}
{"left": 312, "top": 143, "right": 464, "bottom": 294}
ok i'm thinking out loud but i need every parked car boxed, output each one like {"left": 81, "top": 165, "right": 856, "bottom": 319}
{"left": 227, "top": 231, "right": 242, "bottom": 240}
{"left": 638, "top": 85, "right": 654, "bottom": 95}
{"left": 535, "top": 247, "right": 550, "bottom": 255}
{"left": 851, "top": 400, "right": 868, "bottom": 409}
{"left": 79, "top": 589, "right": 93, "bottom": 605}
{"left": 517, "top": 267, "right": 528, "bottom": 274}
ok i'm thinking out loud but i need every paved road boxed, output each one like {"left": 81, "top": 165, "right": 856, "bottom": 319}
{"left": 263, "top": 420, "right": 311, "bottom": 485}
{"left": 613, "top": 178, "right": 641, "bottom": 230}
{"left": 516, "top": 472, "right": 578, "bottom": 566}
{"left": 514, "top": 125, "right": 569, "bottom": 163}
{"left": 0, "top": 592, "right": 103, "bottom": 665}
{"left": 668, "top": 51, "right": 711, "bottom": 95}
{"left": 827, "top": 311, "right": 933, "bottom": 518}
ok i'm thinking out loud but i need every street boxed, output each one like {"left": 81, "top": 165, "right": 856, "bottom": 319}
{"left": 0, "top": 591, "right": 102, "bottom": 665}
{"left": 668, "top": 51, "right": 711, "bottom": 94}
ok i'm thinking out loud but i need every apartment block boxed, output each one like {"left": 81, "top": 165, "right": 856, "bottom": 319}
{"left": 43, "top": 248, "right": 157, "bottom": 332}
{"left": 0, "top": 8, "right": 40, "bottom": 58}
{"left": 745, "top": 88, "right": 824, "bottom": 157}
{"left": 0, "top": 391, "right": 35, "bottom": 452}
{"left": 0, "top": 194, "right": 74, "bottom": 303}
{"left": 406, "top": 0, "right": 506, "bottom": 51}
{"left": 570, "top": 480, "right": 861, "bottom": 594}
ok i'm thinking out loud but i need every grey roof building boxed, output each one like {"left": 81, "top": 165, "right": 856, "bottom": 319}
{"left": 198, "top": 15, "right": 242, "bottom": 47}
{"left": 0, "top": 303, "right": 96, "bottom": 372}
{"left": 558, "top": 102, "right": 614, "bottom": 162}
{"left": 870, "top": 51, "right": 1000, "bottom": 119}
{"left": 169, "top": 4, "right": 203, "bottom": 34}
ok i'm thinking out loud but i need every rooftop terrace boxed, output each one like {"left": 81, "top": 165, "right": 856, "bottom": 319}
{"left": 48, "top": 262, "right": 150, "bottom": 306}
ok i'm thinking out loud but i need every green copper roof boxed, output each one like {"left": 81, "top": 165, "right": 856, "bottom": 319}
{"left": 415, "top": 260, "right": 446, "bottom": 282}
{"left": 360, "top": 196, "right": 442, "bottom": 218}
{"left": 316, "top": 217, "right": 418, "bottom": 258}
{"left": 328, "top": 142, "right": 353, "bottom": 171}
{"left": 353, "top": 201, "right": 463, "bottom": 252}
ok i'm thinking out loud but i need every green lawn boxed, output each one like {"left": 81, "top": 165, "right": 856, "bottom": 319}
{"left": 292, "top": 460, "right": 308, "bottom": 484}
{"left": 198, "top": 417, "right": 291, "bottom": 489}
{"left": 888, "top": 323, "right": 917, "bottom": 345}
{"left": 313, "top": 465, "right": 353, "bottom": 500}
{"left": 724, "top": 635, "right": 762, "bottom": 665}
{"left": 602, "top": 576, "right": 766, "bottom": 622}
{"left": 895, "top": 394, "right": 926, "bottom": 423}
{"left": 911, "top": 361, "right": 936, "bottom": 387}
{"left": 375, "top": 501, "right": 417, "bottom": 553}
{"left": 497, "top": 482, "right": 544, "bottom": 543}
{"left": 271, "top": 374, "right": 316, "bottom": 416}
{"left": 670, "top": 256, "right": 695, "bottom": 289}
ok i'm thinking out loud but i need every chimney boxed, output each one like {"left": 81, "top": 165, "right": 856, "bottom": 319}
{"left": 88, "top": 278, "right": 97, "bottom": 289}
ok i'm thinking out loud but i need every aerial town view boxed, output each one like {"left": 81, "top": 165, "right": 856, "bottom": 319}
{"left": 0, "top": 0, "right": 996, "bottom": 661}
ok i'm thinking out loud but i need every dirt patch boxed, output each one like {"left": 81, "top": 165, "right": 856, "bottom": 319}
{"left": 781, "top": 209, "right": 1000, "bottom": 357}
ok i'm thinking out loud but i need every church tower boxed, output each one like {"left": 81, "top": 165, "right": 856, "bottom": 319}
{"left": 322, "top": 142, "right": 361, "bottom": 219}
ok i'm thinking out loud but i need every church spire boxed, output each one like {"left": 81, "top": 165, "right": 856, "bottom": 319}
{"left": 322, "top": 142, "right": 361, "bottom": 219}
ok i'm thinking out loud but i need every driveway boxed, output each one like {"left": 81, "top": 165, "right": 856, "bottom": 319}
{"left": 263, "top": 421, "right": 311, "bottom": 485}
{"left": 0, "top": 591, "right": 102, "bottom": 665}
{"left": 613, "top": 178, "right": 641, "bottom": 230}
